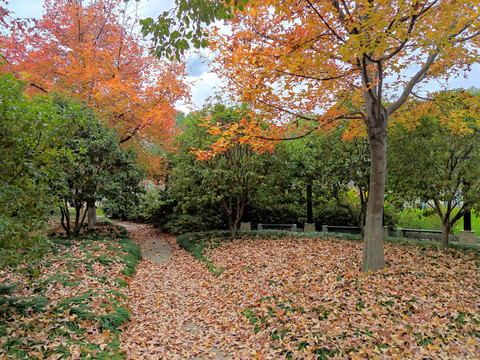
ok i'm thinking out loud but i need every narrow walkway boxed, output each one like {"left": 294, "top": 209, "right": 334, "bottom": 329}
{"left": 120, "top": 222, "right": 173, "bottom": 264}
{"left": 117, "top": 223, "right": 249, "bottom": 360}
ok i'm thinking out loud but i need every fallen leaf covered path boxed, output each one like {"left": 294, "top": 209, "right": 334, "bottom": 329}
{"left": 118, "top": 222, "right": 254, "bottom": 359}
{"left": 118, "top": 223, "right": 480, "bottom": 359}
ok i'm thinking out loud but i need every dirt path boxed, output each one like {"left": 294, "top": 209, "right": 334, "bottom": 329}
{"left": 117, "top": 222, "right": 252, "bottom": 360}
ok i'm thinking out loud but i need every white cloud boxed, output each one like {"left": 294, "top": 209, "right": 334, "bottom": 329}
{"left": 137, "top": 0, "right": 174, "bottom": 19}
{"left": 176, "top": 71, "right": 225, "bottom": 114}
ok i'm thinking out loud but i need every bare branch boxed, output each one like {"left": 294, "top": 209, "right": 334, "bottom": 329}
{"left": 387, "top": 51, "right": 438, "bottom": 116}
{"left": 287, "top": 32, "right": 333, "bottom": 55}
{"left": 253, "top": 126, "right": 318, "bottom": 141}
{"left": 305, "top": 0, "right": 346, "bottom": 44}
{"left": 274, "top": 69, "right": 349, "bottom": 82}
{"left": 29, "top": 83, "right": 49, "bottom": 93}
{"left": 255, "top": 97, "right": 317, "bottom": 121}
{"left": 454, "top": 30, "right": 480, "bottom": 43}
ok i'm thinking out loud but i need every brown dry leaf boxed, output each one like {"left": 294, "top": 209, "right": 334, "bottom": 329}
{"left": 119, "top": 224, "right": 480, "bottom": 359}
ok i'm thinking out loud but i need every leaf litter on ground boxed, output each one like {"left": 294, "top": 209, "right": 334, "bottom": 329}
{"left": 120, "top": 225, "right": 480, "bottom": 359}
{"left": 4, "top": 221, "right": 478, "bottom": 359}
{"left": 0, "top": 222, "right": 139, "bottom": 359}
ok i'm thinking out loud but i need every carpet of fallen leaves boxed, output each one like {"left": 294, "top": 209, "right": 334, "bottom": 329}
{"left": 121, "top": 226, "right": 480, "bottom": 360}
{"left": 0, "top": 222, "right": 138, "bottom": 359}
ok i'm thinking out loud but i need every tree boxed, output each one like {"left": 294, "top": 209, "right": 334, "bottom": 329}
{"left": 58, "top": 105, "right": 145, "bottom": 236}
{"left": 388, "top": 90, "right": 480, "bottom": 247}
{"left": 0, "top": 74, "right": 74, "bottom": 252}
{"left": 170, "top": 101, "right": 281, "bottom": 235}
{"left": 151, "top": 0, "right": 480, "bottom": 271}
{"left": 312, "top": 129, "right": 371, "bottom": 235}
{"left": 0, "top": 0, "right": 189, "bottom": 151}
{"left": 278, "top": 125, "right": 372, "bottom": 234}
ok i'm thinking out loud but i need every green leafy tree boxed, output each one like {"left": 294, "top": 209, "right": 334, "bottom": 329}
{"left": 169, "top": 101, "right": 281, "bottom": 235}
{"left": 388, "top": 90, "right": 480, "bottom": 247}
{"left": 101, "top": 150, "right": 146, "bottom": 221}
{"left": 280, "top": 127, "right": 371, "bottom": 234}
{"left": 315, "top": 130, "right": 371, "bottom": 236}
{"left": 140, "top": 0, "right": 236, "bottom": 59}
{"left": 0, "top": 74, "right": 74, "bottom": 253}
{"left": 59, "top": 108, "right": 145, "bottom": 235}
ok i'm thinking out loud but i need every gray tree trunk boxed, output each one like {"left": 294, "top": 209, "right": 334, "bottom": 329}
{"left": 362, "top": 105, "right": 387, "bottom": 272}
{"left": 87, "top": 202, "right": 97, "bottom": 227}
{"left": 441, "top": 220, "right": 451, "bottom": 248}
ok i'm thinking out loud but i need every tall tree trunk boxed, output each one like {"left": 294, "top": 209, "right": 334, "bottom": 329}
{"left": 87, "top": 200, "right": 97, "bottom": 227}
{"left": 441, "top": 219, "right": 451, "bottom": 248}
{"left": 362, "top": 112, "right": 387, "bottom": 272}
{"left": 74, "top": 203, "right": 82, "bottom": 233}
{"left": 232, "top": 192, "right": 247, "bottom": 236}
{"left": 74, "top": 208, "right": 88, "bottom": 236}
{"left": 220, "top": 197, "right": 235, "bottom": 236}
{"left": 227, "top": 211, "right": 235, "bottom": 236}
{"left": 306, "top": 183, "right": 313, "bottom": 224}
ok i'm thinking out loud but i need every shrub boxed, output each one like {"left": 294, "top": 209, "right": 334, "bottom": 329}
{"left": 141, "top": 190, "right": 228, "bottom": 234}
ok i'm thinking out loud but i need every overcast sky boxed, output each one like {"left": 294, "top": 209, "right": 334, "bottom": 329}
{"left": 7, "top": 1, "right": 480, "bottom": 114}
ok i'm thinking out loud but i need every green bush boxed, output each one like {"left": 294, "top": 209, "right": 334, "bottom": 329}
{"left": 245, "top": 198, "right": 398, "bottom": 231}
{"left": 0, "top": 75, "right": 76, "bottom": 253}
{"left": 244, "top": 202, "right": 300, "bottom": 225}
{"left": 141, "top": 190, "right": 228, "bottom": 234}
{"left": 313, "top": 200, "right": 358, "bottom": 228}
{"left": 141, "top": 188, "right": 399, "bottom": 234}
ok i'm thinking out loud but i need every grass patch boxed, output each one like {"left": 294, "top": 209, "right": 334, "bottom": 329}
{"left": 0, "top": 221, "right": 140, "bottom": 359}
{"left": 398, "top": 207, "right": 480, "bottom": 235}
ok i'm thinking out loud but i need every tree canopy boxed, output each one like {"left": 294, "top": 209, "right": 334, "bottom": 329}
{"left": 0, "top": 0, "right": 189, "bottom": 152}
{"left": 388, "top": 89, "right": 480, "bottom": 247}
{"left": 169, "top": 101, "right": 282, "bottom": 234}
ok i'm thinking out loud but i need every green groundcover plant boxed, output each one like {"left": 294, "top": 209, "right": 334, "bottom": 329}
{"left": 0, "top": 221, "right": 140, "bottom": 359}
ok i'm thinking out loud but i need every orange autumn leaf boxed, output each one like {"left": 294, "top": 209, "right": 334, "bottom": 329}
{"left": 0, "top": 0, "right": 189, "bottom": 160}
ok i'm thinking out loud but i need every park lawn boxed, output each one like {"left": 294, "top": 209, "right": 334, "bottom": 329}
{"left": 397, "top": 207, "right": 480, "bottom": 235}
{"left": 0, "top": 222, "right": 140, "bottom": 360}
{"left": 181, "top": 232, "right": 480, "bottom": 359}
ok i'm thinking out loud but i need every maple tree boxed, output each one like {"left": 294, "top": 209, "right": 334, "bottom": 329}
{"left": 388, "top": 89, "right": 480, "bottom": 247}
{"left": 154, "top": 0, "right": 480, "bottom": 271}
{"left": 0, "top": 0, "right": 189, "bottom": 153}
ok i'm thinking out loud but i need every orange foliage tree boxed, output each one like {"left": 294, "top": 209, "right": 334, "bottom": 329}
{"left": 0, "top": 0, "right": 189, "bottom": 178}
{"left": 198, "top": 0, "right": 480, "bottom": 272}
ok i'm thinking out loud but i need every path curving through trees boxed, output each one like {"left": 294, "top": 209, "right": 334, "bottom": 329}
{"left": 118, "top": 223, "right": 253, "bottom": 360}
